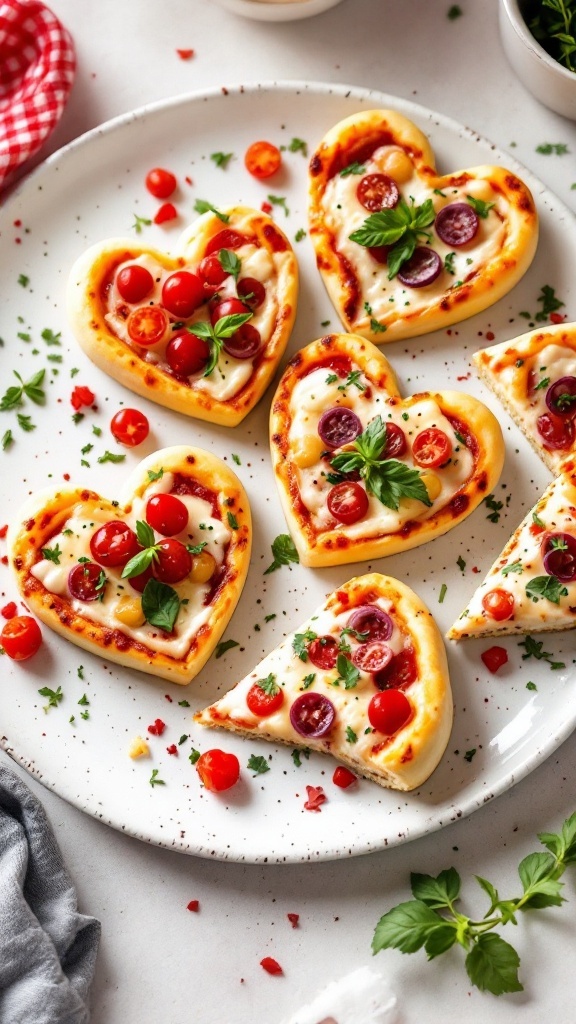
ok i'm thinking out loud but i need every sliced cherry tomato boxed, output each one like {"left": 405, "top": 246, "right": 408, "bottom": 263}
{"left": 68, "top": 562, "right": 106, "bottom": 602}
{"left": 327, "top": 481, "right": 369, "bottom": 525}
{"left": 374, "top": 647, "right": 418, "bottom": 690}
{"left": 368, "top": 689, "right": 412, "bottom": 735}
{"left": 152, "top": 538, "right": 192, "bottom": 584}
{"left": 222, "top": 323, "right": 261, "bottom": 360}
{"left": 116, "top": 264, "right": 154, "bottom": 303}
{"left": 356, "top": 173, "right": 400, "bottom": 212}
{"left": 204, "top": 229, "right": 247, "bottom": 256}
{"left": 351, "top": 640, "right": 393, "bottom": 673}
{"left": 411, "top": 427, "right": 452, "bottom": 468}
{"left": 210, "top": 297, "right": 251, "bottom": 324}
{"left": 154, "top": 202, "right": 178, "bottom": 225}
{"left": 237, "top": 277, "right": 266, "bottom": 309}
{"left": 145, "top": 167, "right": 177, "bottom": 199}
{"left": 537, "top": 412, "right": 575, "bottom": 451}
{"left": 110, "top": 408, "right": 149, "bottom": 447}
{"left": 306, "top": 635, "right": 339, "bottom": 670}
{"left": 381, "top": 422, "right": 407, "bottom": 459}
{"left": 246, "top": 681, "right": 284, "bottom": 717}
{"left": 161, "top": 271, "right": 204, "bottom": 318}
{"left": 481, "top": 646, "right": 509, "bottom": 673}
{"left": 146, "top": 493, "right": 189, "bottom": 536}
{"left": 1, "top": 615, "right": 42, "bottom": 660}
{"left": 244, "top": 140, "right": 282, "bottom": 179}
{"left": 127, "top": 305, "right": 168, "bottom": 347}
{"left": 166, "top": 329, "right": 210, "bottom": 376}
{"left": 198, "top": 252, "right": 228, "bottom": 287}
{"left": 481, "top": 588, "right": 515, "bottom": 622}
{"left": 90, "top": 521, "right": 140, "bottom": 567}
{"left": 332, "top": 766, "right": 358, "bottom": 789}
{"left": 196, "top": 748, "right": 240, "bottom": 791}
{"left": 289, "top": 692, "right": 335, "bottom": 738}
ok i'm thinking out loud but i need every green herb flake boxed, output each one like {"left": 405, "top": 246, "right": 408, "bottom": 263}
{"left": 227, "top": 510, "right": 239, "bottom": 530}
{"left": 189, "top": 748, "right": 201, "bottom": 765}
{"left": 0, "top": 368, "right": 46, "bottom": 411}
{"left": 1, "top": 430, "right": 13, "bottom": 450}
{"left": 466, "top": 195, "right": 495, "bottom": 219}
{"left": 536, "top": 143, "right": 570, "bottom": 156}
{"left": 484, "top": 494, "right": 504, "bottom": 523}
{"left": 525, "top": 575, "right": 568, "bottom": 604}
{"left": 293, "top": 629, "right": 317, "bottom": 661}
{"left": 231, "top": 453, "right": 241, "bottom": 465}
{"left": 41, "top": 544, "right": 62, "bottom": 565}
{"left": 38, "top": 685, "right": 63, "bottom": 712}
{"left": 301, "top": 673, "right": 316, "bottom": 690}
{"left": 502, "top": 560, "right": 523, "bottom": 577}
{"left": 295, "top": 228, "right": 306, "bottom": 242}
{"left": 457, "top": 555, "right": 466, "bottom": 573}
{"left": 247, "top": 754, "right": 270, "bottom": 776}
{"left": 210, "top": 151, "right": 233, "bottom": 169}
{"left": 340, "top": 161, "right": 367, "bottom": 177}
{"left": 526, "top": 681, "right": 538, "bottom": 691}
{"left": 345, "top": 725, "right": 357, "bottom": 744}
{"left": 439, "top": 583, "right": 448, "bottom": 604}
{"left": 178, "top": 699, "right": 191, "bottom": 708}
{"left": 464, "top": 748, "right": 477, "bottom": 763}
{"left": 264, "top": 533, "right": 300, "bottom": 575}
{"left": 149, "top": 768, "right": 165, "bottom": 788}
{"left": 147, "top": 467, "right": 164, "bottom": 482}
{"left": 335, "top": 653, "right": 360, "bottom": 690}
{"left": 132, "top": 214, "right": 152, "bottom": 234}
{"left": 215, "top": 638, "right": 239, "bottom": 659}
{"left": 18, "top": 274, "right": 30, "bottom": 287}
{"left": 291, "top": 747, "right": 310, "bottom": 768}
{"left": 267, "top": 194, "right": 290, "bottom": 217}
{"left": 193, "top": 199, "right": 230, "bottom": 223}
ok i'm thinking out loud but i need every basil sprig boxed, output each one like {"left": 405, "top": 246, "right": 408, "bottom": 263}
{"left": 121, "top": 521, "right": 160, "bottom": 579}
{"left": 187, "top": 312, "right": 253, "bottom": 377}
{"left": 141, "top": 578, "right": 180, "bottom": 632}
{"left": 218, "top": 248, "right": 241, "bottom": 281}
{"left": 349, "top": 197, "right": 435, "bottom": 279}
{"left": 525, "top": 575, "right": 569, "bottom": 605}
{"left": 330, "top": 416, "right": 431, "bottom": 511}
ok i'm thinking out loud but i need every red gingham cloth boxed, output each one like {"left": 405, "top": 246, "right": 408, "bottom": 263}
{"left": 0, "top": 0, "right": 75, "bottom": 189}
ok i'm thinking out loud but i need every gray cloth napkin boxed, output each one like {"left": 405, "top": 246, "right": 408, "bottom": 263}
{"left": 0, "top": 763, "right": 101, "bottom": 1023}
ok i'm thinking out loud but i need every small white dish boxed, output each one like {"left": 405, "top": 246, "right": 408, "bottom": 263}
{"left": 211, "top": 0, "right": 346, "bottom": 22}
{"left": 499, "top": 0, "right": 576, "bottom": 120}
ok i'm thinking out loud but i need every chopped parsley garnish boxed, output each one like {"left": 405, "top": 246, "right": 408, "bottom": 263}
{"left": 193, "top": 199, "right": 230, "bottom": 222}
{"left": 335, "top": 653, "right": 360, "bottom": 690}
{"left": 178, "top": 699, "right": 191, "bottom": 708}
{"left": 457, "top": 555, "right": 466, "bottom": 572}
{"left": 518, "top": 635, "right": 565, "bottom": 669}
{"left": 454, "top": 430, "right": 467, "bottom": 447}
{"left": 41, "top": 329, "right": 61, "bottom": 346}
{"left": 288, "top": 137, "right": 308, "bottom": 155}
{"left": 293, "top": 629, "right": 317, "bottom": 661}
{"left": 325, "top": 373, "right": 339, "bottom": 385}
{"left": 264, "top": 533, "right": 300, "bottom": 575}
{"left": 267, "top": 194, "right": 289, "bottom": 217}
{"left": 345, "top": 725, "right": 357, "bottom": 744}
{"left": 534, "top": 375, "right": 551, "bottom": 391}
{"left": 18, "top": 274, "right": 29, "bottom": 287}
{"left": 147, "top": 467, "right": 164, "bottom": 482}
{"left": 484, "top": 494, "right": 504, "bottom": 523}
{"left": 189, "top": 748, "right": 201, "bottom": 764}
{"left": 291, "top": 748, "right": 310, "bottom": 768}
{"left": 227, "top": 510, "right": 239, "bottom": 530}
{"left": 340, "top": 161, "right": 367, "bottom": 177}
{"left": 439, "top": 583, "right": 448, "bottom": 604}
{"left": 2, "top": 430, "right": 13, "bottom": 450}
{"left": 444, "top": 251, "right": 457, "bottom": 275}
{"left": 17, "top": 413, "right": 35, "bottom": 432}
{"left": 526, "top": 681, "right": 538, "bottom": 691}
{"left": 215, "top": 638, "right": 240, "bottom": 659}
{"left": 338, "top": 370, "right": 365, "bottom": 392}
{"left": 370, "top": 318, "right": 387, "bottom": 334}
{"left": 231, "top": 453, "right": 241, "bottom": 465}
{"left": 0, "top": 368, "right": 46, "bottom": 410}
{"left": 218, "top": 248, "right": 241, "bottom": 280}
{"left": 132, "top": 214, "right": 152, "bottom": 233}
{"left": 466, "top": 195, "right": 495, "bottom": 219}
{"left": 186, "top": 541, "right": 208, "bottom": 555}
{"left": 247, "top": 754, "right": 270, "bottom": 775}
{"left": 502, "top": 560, "right": 524, "bottom": 576}
{"left": 210, "top": 151, "right": 233, "bottom": 169}
{"left": 149, "top": 769, "right": 165, "bottom": 788}
{"left": 349, "top": 197, "right": 435, "bottom": 279}
{"left": 78, "top": 694, "right": 89, "bottom": 706}
{"left": 294, "top": 228, "right": 306, "bottom": 242}
{"left": 536, "top": 143, "right": 570, "bottom": 155}
{"left": 97, "top": 450, "right": 126, "bottom": 464}
{"left": 330, "top": 416, "right": 431, "bottom": 511}
{"left": 301, "top": 673, "right": 316, "bottom": 690}
{"left": 256, "top": 673, "right": 280, "bottom": 696}
{"left": 38, "top": 685, "right": 63, "bottom": 712}
{"left": 464, "top": 748, "right": 477, "bottom": 763}
{"left": 41, "top": 544, "right": 62, "bottom": 564}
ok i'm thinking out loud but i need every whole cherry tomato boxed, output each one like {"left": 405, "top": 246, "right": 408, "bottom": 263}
{"left": 244, "top": 140, "right": 282, "bottom": 179}
{"left": 1, "top": 615, "right": 42, "bottom": 660}
{"left": 110, "top": 408, "right": 149, "bottom": 447}
{"left": 327, "top": 481, "right": 369, "bottom": 525}
{"left": 161, "top": 271, "right": 204, "bottom": 318}
{"left": 246, "top": 681, "right": 284, "bottom": 717}
{"left": 145, "top": 167, "right": 177, "bottom": 199}
{"left": 368, "top": 689, "right": 412, "bottom": 735}
{"left": 196, "top": 749, "right": 240, "bottom": 791}
{"left": 90, "top": 521, "right": 140, "bottom": 567}
{"left": 146, "top": 493, "right": 189, "bottom": 536}
{"left": 166, "top": 330, "right": 210, "bottom": 376}
{"left": 116, "top": 264, "right": 154, "bottom": 303}
{"left": 151, "top": 538, "right": 191, "bottom": 584}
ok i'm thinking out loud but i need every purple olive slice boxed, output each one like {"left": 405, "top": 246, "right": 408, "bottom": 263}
{"left": 542, "top": 532, "right": 576, "bottom": 582}
{"left": 435, "top": 202, "right": 479, "bottom": 247}
{"left": 545, "top": 376, "right": 576, "bottom": 419}
{"left": 347, "top": 605, "right": 393, "bottom": 642}
{"left": 317, "top": 407, "right": 363, "bottom": 450}
{"left": 289, "top": 692, "right": 335, "bottom": 738}
{"left": 397, "top": 247, "right": 442, "bottom": 288}
{"left": 68, "top": 561, "right": 105, "bottom": 601}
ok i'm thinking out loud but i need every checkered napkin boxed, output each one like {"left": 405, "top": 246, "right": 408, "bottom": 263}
{"left": 0, "top": 0, "right": 75, "bottom": 190}
{"left": 0, "top": 762, "right": 101, "bottom": 1023}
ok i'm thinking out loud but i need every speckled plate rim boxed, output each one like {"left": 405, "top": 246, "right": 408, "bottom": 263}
{"left": 1, "top": 80, "right": 575, "bottom": 864}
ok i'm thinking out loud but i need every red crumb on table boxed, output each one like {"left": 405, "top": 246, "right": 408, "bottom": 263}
{"left": 304, "top": 785, "right": 327, "bottom": 812}
{"left": 287, "top": 913, "right": 299, "bottom": 928}
{"left": 147, "top": 718, "right": 166, "bottom": 736}
{"left": 187, "top": 900, "right": 200, "bottom": 912}
{"left": 261, "top": 201, "right": 273, "bottom": 214}
{"left": 260, "top": 957, "right": 283, "bottom": 976}
{"left": 166, "top": 744, "right": 178, "bottom": 756}
{"left": 154, "top": 202, "right": 178, "bottom": 225}
{"left": 176, "top": 49, "right": 194, "bottom": 60}
{"left": 71, "top": 386, "right": 95, "bottom": 410}
{"left": 1, "top": 602, "right": 17, "bottom": 619}
{"left": 481, "top": 646, "right": 509, "bottom": 673}
{"left": 550, "top": 312, "right": 565, "bottom": 324}
{"left": 0, "top": 525, "right": 8, "bottom": 539}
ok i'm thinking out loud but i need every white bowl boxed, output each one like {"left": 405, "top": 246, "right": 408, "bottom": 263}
{"left": 499, "top": 0, "right": 576, "bottom": 119}
{"left": 211, "top": 0, "right": 346, "bottom": 21}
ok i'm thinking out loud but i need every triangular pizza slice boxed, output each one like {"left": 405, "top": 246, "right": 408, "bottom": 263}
{"left": 473, "top": 322, "right": 576, "bottom": 473}
{"left": 448, "top": 457, "right": 576, "bottom": 640}
{"left": 195, "top": 573, "right": 452, "bottom": 792}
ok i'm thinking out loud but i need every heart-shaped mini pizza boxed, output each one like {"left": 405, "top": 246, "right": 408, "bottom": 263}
{"left": 8, "top": 446, "right": 251, "bottom": 683}
{"left": 308, "top": 109, "right": 538, "bottom": 344}
{"left": 67, "top": 206, "right": 298, "bottom": 426}
{"left": 270, "top": 333, "right": 504, "bottom": 567}
{"left": 195, "top": 572, "right": 453, "bottom": 792}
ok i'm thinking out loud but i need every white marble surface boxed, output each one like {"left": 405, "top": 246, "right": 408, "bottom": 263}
{"left": 3, "top": 0, "right": 576, "bottom": 1021}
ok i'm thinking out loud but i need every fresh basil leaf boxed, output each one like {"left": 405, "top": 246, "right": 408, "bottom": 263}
{"left": 335, "top": 653, "right": 359, "bottom": 690}
{"left": 525, "top": 575, "right": 569, "bottom": 604}
{"left": 372, "top": 900, "right": 444, "bottom": 954}
{"left": 292, "top": 629, "right": 317, "bottom": 661}
{"left": 187, "top": 321, "right": 213, "bottom": 340}
{"left": 518, "top": 852, "right": 564, "bottom": 908}
{"left": 410, "top": 868, "right": 461, "bottom": 909}
{"left": 141, "top": 578, "right": 180, "bottom": 632}
{"left": 386, "top": 235, "right": 417, "bottom": 279}
{"left": 355, "top": 415, "right": 388, "bottom": 461}
{"left": 218, "top": 249, "right": 241, "bottom": 280}
{"left": 349, "top": 213, "right": 406, "bottom": 249}
{"left": 465, "top": 934, "right": 523, "bottom": 995}
{"left": 424, "top": 923, "right": 458, "bottom": 960}
{"left": 330, "top": 451, "right": 364, "bottom": 475}
{"left": 215, "top": 638, "right": 239, "bottom": 659}
{"left": 136, "top": 520, "right": 156, "bottom": 548}
{"left": 264, "top": 533, "right": 299, "bottom": 575}
{"left": 366, "top": 459, "right": 432, "bottom": 511}
{"left": 466, "top": 194, "right": 495, "bottom": 219}
{"left": 121, "top": 546, "right": 157, "bottom": 580}
{"left": 475, "top": 875, "right": 500, "bottom": 912}
{"left": 194, "top": 199, "right": 230, "bottom": 223}
{"left": 213, "top": 312, "right": 253, "bottom": 339}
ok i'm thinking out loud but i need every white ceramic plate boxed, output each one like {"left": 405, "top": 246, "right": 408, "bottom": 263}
{"left": 211, "top": 0, "right": 346, "bottom": 22}
{"left": 1, "top": 82, "right": 575, "bottom": 864}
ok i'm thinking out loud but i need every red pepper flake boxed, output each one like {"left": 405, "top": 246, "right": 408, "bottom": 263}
{"left": 165, "top": 694, "right": 173, "bottom": 702}
{"left": 166, "top": 744, "right": 178, "bottom": 756}
{"left": 185, "top": 176, "right": 193, "bottom": 186}
{"left": 187, "top": 900, "right": 200, "bottom": 912}
{"left": 63, "top": 473, "right": 70, "bottom": 481}
{"left": 260, "top": 957, "right": 283, "bottom": 976}
{"left": 261, "top": 201, "right": 273, "bottom": 214}
{"left": 1, "top": 556, "right": 8, "bottom": 566}
{"left": 176, "top": 48, "right": 194, "bottom": 60}
{"left": 71, "top": 385, "right": 96, "bottom": 410}
{"left": 486, "top": 331, "right": 495, "bottom": 341}
{"left": 304, "top": 785, "right": 326, "bottom": 812}
{"left": 147, "top": 718, "right": 166, "bottom": 736}
{"left": 154, "top": 202, "right": 178, "bottom": 225}
{"left": 1, "top": 602, "right": 17, "bottom": 619}
{"left": 13, "top": 219, "right": 21, "bottom": 227}
{"left": 456, "top": 373, "right": 471, "bottom": 381}
{"left": 0, "top": 525, "right": 8, "bottom": 539}
{"left": 15, "top": 238, "right": 21, "bottom": 245}
{"left": 481, "top": 645, "right": 509, "bottom": 673}
{"left": 472, "top": 566, "right": 481, "bottom": 573}
{"left": 550, "top": 312, "right": 566, "bottom": 325}
{"left": 287, "top": 913, "right": 299, "bottom": 928}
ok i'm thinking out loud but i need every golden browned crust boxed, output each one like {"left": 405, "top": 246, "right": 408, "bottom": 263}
{"left": 473, "top": 323, "right": 576, "bottom": 473}
{"left": 8, "top": 447, "right": 252, "bottom": 684}
{"left": 309, "top": 109, "right": 538, "bottom": 344}
{"left": 448, "top": 457, "right": 576, "bottom": 639}
{"left": 67, "top": 207, "right": 298, "bottom": 426}
{"left": 195, "top": 573, "right": 453, "bottom": 791}
{"left": 269, "top": 333, "right": 505, "bottom": 568}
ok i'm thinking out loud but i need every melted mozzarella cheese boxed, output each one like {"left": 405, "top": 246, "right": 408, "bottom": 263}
{"left": 321, "top": 145, "right": 505, "bottom": 324}
{"left": 289, "top": 367, "right": 473, "bottom": 535}
{"left": 498, "top": 343, "right": 576, "bottom": 433}
{"left": 31, "top": 472, "right": 231, "bottom": 659}
{"left": 104, "top": 234, "right": 282, "bottom": 401}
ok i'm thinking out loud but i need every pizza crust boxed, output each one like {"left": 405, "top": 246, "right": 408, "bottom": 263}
{"left": 309, "top": 109, "right": 538, "bottom": 344}
{"left": 8, "top": 446, "right": 252, "bottom": 683}
{"left": 448, "top": 457, "right": 576, "bottom": 639}
{"left": 195, "top": 573, "right": 453, "bottom": 791}
{"left": 270, "top": 332, "right": 505, "bottom": 567}
{"left": 473, "top": 322, "right": 576, "bottom": 473}
{"left": 67, "top": 206, "right": 298, "bottom": 426}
